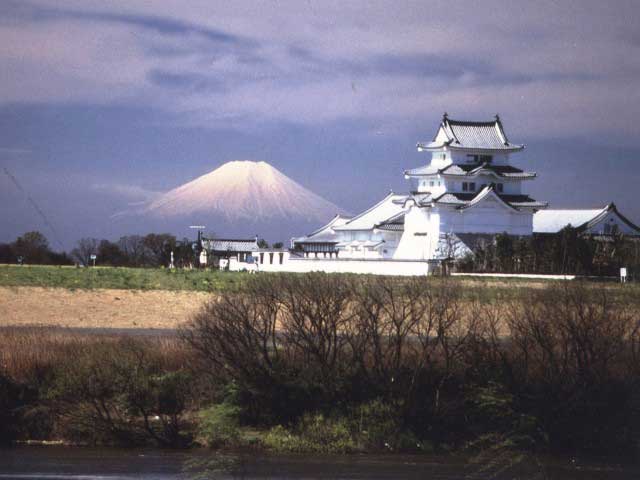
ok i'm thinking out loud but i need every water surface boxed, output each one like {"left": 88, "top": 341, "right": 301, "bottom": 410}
{"left": 0, "top": 446, "right": 638, "bottom": 479}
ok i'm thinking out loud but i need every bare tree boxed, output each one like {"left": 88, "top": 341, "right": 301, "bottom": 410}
{"left": 71, "top": 237, "right": 98, "bottom": 266}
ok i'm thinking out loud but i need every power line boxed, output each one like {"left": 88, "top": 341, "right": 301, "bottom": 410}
{"left": 3, "top": 167, "right": 66, "bottom": 251}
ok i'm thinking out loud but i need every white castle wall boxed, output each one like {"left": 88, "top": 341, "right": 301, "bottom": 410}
{"left": 438, "top": 201, "right": 533, "bottom": 236}
{"left": 253, "top": 250, "right": 430, "bottom": 276}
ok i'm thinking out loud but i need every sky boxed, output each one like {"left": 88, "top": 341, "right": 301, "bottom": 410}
{"left": 1, "top": 0, "right": 640, "bottom": 249}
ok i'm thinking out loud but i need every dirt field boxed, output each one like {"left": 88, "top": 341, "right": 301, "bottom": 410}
{"left": 0, "top": 286, "right": 212, "bottom": 330}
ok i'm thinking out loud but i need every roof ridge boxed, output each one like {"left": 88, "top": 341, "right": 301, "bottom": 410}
{"left": 304, "top": 213, "right": 350, "bottom": 238}
{"left": 339, "top": 192, "right": 398, "bottom": 227}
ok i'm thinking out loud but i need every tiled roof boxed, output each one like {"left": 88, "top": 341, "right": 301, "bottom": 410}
{"left": 532, "top": 203, "right": 640, "bottom": 234}
{"left": 292, "top": 214, "right": 351, "bottom": 244}
{"left": 404, "top": 165, "right": 440, "bottom": 176}
{"left": 405, "top": 162, "right": 535, "bottom": 179}
{"left": 428, "top": 186, "right": 547, "bottom": 211}
{"left": 375, "top": 211, "right": 405, "bottom": 232}
{"left": 334, "top": 192, "right": 408, "bottom": 231}
{"left": 500, "top": 194, "right": 548, "bottom": 208}
{"left": 418, "top": 114, "right": 524, "bottom": 152}
{"left": 533, "top": 209, "right": 602, "bottom": 233}
{"left": 202, "top": 238, "right": 259, "bottom": 252}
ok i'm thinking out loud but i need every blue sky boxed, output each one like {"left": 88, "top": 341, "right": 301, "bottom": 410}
{"left": 1, "top": 0, "right": 640, "bottom": 248}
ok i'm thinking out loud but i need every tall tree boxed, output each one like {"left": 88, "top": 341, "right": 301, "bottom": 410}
{"left": 12, "top": 231, "right": 50, "bottom": 264}
{"left": 118, "top": 235, "right": 149, "bottom": 267}
{"left": 97, "top": 240, "right": 126, "bottom": 266}
{"left": 143, "top": 233, "right": 177, "bottom": 267}
{"left": 71, "top": 238, "right": 99, "bottom": 266}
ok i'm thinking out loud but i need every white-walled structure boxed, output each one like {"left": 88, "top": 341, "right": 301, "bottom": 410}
{"left": 533, "top": 203, "right": 640, "bottom": 237}
{"left": 292, "top": 114, "right": 547, "bottom": 268}
{"left": 214, "top": 114, "right": 638, "bottom": 277}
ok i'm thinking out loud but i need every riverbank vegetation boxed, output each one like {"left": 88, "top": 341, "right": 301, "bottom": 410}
{"left": 1, "top": 274, "right": 639, "bottom": 457}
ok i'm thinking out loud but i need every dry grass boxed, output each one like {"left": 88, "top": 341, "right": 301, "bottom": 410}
{"left": 0, "top": 286, "right": 212, "bottom": 329}
{"left": 0, "top": 326, "right": 191, "bottom": 383}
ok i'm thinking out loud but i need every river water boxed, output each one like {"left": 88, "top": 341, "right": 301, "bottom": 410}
{"left": 0, "top": 446, "right": 638, "bottom": 479}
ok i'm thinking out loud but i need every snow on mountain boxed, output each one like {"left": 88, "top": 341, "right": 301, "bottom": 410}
{"left": 126, "top": 160, "right": 346, "bottom": 226}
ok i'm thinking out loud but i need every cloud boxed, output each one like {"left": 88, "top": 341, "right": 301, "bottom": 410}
{"left": 1, "top": 1, "right": 640, "bottom": 142}
{"left": 91, "top": 182, "right": 162, "bottom": 202}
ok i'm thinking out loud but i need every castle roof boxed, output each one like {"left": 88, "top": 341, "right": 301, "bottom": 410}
{"left": 374, "top": 211, "right": 405, "bottom": 232}
{"left": 292, "top": 214, "right": 351, "bottom": 244}
{"left": 417, "top": 114, "right": 524, "bottom": 152}
{"left": 533, "top": 203, "right": 640, "bottom": 234}
{"left": 405, "top": 162, "right": 536, "bottom": 179}
{"left": 426, "top": 185, "right": 547, "bottom": 211}
{"left": 333, "top": 192, "right": 408, "bottom": 232}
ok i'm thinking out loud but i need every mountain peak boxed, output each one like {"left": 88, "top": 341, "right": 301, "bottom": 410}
{"left": 133, "top": 160, "right": 347, "bottom": 225}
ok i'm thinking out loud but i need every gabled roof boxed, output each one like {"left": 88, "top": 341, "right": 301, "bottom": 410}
{"left": 457, "top": 185, "right": 519, "bottom": 212}
{"left": 417, "top": 113, "right": 524, "bottom": 152}
{"left": 202, "top": 238, "right": 259, "bottom": 252}
{"left": 292, "top": 214, "right": 351, "bottom": 244}
{"left": 333, "top": 192, "right": 408, "bottom": 231}
{"left": 405, "top": 162, "right": 536, "bottom": 179}
{"left": 533, "top": 203, "right": 640, "bottom": 234}
{"left": 427, "top": 185, "right": 547, "bottom": 211}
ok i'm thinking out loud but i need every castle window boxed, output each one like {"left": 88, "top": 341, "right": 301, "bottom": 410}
{"left": 469, "top": 182, "right": 476, "bottom": 191}
{"left": 429, "top": 181, "right": 434, "bottom": 187}
{"left": 497, "top": 183, "right": 504, "bottom": 192}
{"left": 480, "top": 155, "right": 493, "bottom": 163}
{"left": 462, "top": 182, "right": 468, "bottom": 192}
{"left": 466, "top": 154, "right": 479, "bottom": 163}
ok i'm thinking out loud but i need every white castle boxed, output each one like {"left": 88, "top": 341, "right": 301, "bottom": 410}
{"left": 214, "top": 114, "right": 638, "bottom": 275}
{"left": 292, "top": 114, "right": 547, "bottom": 263}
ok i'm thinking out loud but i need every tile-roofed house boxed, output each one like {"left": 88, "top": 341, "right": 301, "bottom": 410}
{"left": 200, "top": 236, "right": 259, "bottom": 265}
{"left": 533, "top": 203, "right": 640, "bottom": 236}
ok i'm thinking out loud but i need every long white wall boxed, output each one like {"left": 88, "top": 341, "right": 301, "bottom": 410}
{"left": 256, "top": 255, "right": 430, "bottom": 276}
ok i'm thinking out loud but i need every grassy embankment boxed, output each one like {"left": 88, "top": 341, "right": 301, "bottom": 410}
{"left": 1, "top": 263, "right": 638, "bottom": 305}
{"left": 0, "top": 264, "right": 246, "bottom": 292}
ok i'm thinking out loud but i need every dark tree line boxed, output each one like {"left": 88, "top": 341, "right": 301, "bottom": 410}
{"left": 0, "top": 231, "right": 72, "bottom": 265}
{"left": 458, "top": 227, "right": 640, "bottom": 277}
{"left": 0, "top": 231, "right": 198, "bottom": 268}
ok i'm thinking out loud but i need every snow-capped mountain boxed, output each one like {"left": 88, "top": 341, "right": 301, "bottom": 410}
{"left": 114, "top": 161, "right": 346, "bottom": 241}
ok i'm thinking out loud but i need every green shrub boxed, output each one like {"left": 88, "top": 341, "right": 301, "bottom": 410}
{"left": 197, "top": 403, "right": 241, "bottom": 448}
{"left": 263, "top": 414, "right": 357, "bottom": 453}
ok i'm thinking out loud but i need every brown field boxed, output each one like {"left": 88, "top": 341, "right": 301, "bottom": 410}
{"left": 0, "top": 286, "right": 212, "bottom": 330}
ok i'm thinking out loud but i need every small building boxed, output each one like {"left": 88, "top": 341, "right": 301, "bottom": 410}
{"left": 533, "top": 203, "right": 640, "bottom": 237}
{"left": 200, "top": 236, "right": 260, "bottom": 267}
